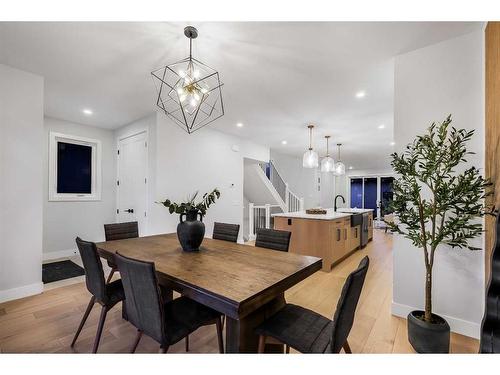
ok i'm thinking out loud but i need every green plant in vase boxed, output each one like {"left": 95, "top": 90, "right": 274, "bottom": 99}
{"left": 159, "top": 188, "right": 221, "bottom": 252}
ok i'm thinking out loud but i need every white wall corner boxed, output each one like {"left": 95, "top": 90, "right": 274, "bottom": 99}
{"left": 0, "top": 282, "right": 44, "bottom": 304}
{"left": 391, "top": 301, "right": 480, "bottom": 339}
{"left": 43, "top": 248, "right": 78, "bottom": 261}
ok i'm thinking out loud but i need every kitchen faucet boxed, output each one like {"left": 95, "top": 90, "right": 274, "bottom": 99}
{"left": 334, "top": 194, "right": 345, "bottom": 212}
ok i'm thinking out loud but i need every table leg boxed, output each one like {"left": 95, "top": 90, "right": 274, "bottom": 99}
{"left": 225, "top": 294, "right": 286, "bottom": 353}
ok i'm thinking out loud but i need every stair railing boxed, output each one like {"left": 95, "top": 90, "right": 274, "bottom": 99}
{"left": 258, "top": 160, "right": 304, "bottom": 213}
{"left": 248, "top": 203, "right": 281, "bottom": 240}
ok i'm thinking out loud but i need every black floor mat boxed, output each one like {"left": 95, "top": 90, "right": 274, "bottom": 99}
{"left": 42, "top": 260, "right": 85, "bottom": 283}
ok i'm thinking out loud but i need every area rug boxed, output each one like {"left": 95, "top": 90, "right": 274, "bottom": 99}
{"left": 42, "top": 260, "right": 85, "bottom": 283}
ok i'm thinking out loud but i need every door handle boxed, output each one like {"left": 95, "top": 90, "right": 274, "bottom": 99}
{"left": 125, "top": 208, "right": 134, "bottom": 213}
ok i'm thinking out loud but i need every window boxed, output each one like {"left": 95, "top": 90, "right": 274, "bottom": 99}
{"left": 49, "top": 132, "right": 101, "bottom": 201}
{"left": 349, "top": 175, "right": 394, "bottom": 220}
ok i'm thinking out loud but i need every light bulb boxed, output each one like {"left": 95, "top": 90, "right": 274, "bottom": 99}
{"left": 303, "top": 149, "right": 319, "bottom": 168}
{"left": 321, "top": 156, "right": 335, "bottom": 172}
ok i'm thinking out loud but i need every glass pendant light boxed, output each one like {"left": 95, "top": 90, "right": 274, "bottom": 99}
{"left": 334, "top": 143, "right": 346, "bottom": 176}
{"left": 302, "top": 124, "right": 319, "bottom": 168}
{"left": 320, "top": 135, "right": 335, "bottom": 172}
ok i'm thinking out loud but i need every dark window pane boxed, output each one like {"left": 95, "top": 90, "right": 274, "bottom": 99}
{"left": 381, "top": 177, "right": 394, "bottom": 216}
{"left": 363, "top": 177, "right": 377, "bottom": 216}
{"left": 57, "top": 142, "right": 92, "bottom": 194}
{"left": 350, "top": 178, "right": 363, "bottom": 208}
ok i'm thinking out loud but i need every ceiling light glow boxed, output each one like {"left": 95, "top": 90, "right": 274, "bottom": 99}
{"left": 236, "top": 122, "right": 243, "bottom": 128}
{"left": 355, "top": 91, "right": 366, "bottom": 99}
{"left": 82, "top": 109, "right": 93, "bottom": 115}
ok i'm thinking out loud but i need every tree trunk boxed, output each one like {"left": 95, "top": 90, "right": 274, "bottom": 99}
{"left": 424, "top": 268, "right": 432, "bottom": 322}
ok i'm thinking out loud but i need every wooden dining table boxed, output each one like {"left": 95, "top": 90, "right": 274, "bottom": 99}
{"left": 96, "top": 233, "right": 322, "bottom": 353}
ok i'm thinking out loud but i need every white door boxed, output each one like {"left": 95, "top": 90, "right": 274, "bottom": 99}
{"left": 117, "top": 131, "right": 148, "bottom": 233}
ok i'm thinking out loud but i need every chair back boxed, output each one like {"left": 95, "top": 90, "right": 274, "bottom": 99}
{"left": 255, "top": 228, "right": 291, "bottom": 252}
{"left": 115, "top": 253, "right": 165, "bottom": 344}
{"left": 213, "top": 222, "right": 240, "bottom": 243}
{"left": 75, "top": 237, "right": 107, "bottom": 302}
{"left": 104, "top": 221, "right": 139, "bottom": 241}
{"left": 330, "top": 256, "right": 369, "bottom": 353}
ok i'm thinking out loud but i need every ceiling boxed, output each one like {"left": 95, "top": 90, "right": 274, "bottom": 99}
{"left": 0, "top": 22, "right": 482, "bottom": 170}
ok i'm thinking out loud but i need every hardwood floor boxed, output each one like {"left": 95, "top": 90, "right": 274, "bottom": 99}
{"left": 0, "top": 230, "right": 478, "bottom": 353}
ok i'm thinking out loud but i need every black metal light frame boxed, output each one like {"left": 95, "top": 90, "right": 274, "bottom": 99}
{"left": 151, "top": 26, "right": 225, "bottom": 134}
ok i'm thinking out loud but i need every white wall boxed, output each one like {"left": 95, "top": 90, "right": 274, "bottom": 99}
{"left": 119, "top": 113, "right": 269, "bottom": 243}
{"left": 0, "top": 65, "right": 44, "bottom": 302}
{"left": 393, "top": 30, "right": 485, "bottom": 338}
{"left": 42, "top": 117, "right": 117, "bottom": 259}
{"left": 270, "top": 150, "right": 319, "bottom": 209}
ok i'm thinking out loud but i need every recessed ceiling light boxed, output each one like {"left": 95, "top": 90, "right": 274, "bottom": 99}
{"left": 390, "top": 141, "right": 396, "bottom": 146}
{"left": 378, "top": 124, "right": 385, "bottom": 129}
{"left": 281, "top": 140, "right": 287, "bottom": 145}
{"left": 355, "top": 91, "right": 366, "bottom": 99}
{"left": 236, "top": 122, "right": 244, "bottom": 128}
{"left": 349, "top": 166, "right": 353, "bottom": 170}
{"left": 82, "top": 108, "right": 93, "bottom": 115}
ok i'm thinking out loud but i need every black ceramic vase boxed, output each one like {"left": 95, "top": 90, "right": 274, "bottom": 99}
{"left": 177, "top": 209, "right": 205, "bottom": 252}
{"left": 407, "top": 310, "right": 450, "bottom": 353}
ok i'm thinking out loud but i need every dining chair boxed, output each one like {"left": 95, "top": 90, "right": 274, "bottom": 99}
{"left": 212, "top": 222, "right": 240, "bottom": 243}
{"left": 255, "top": 228, "right": 291, "bottom": 252}
{"left": 255, "top": 256, "right": 369, "bottom": 353}
{"left": 103, "top": 221, "right": 139, "bottom": 283}
{"left": 115, "top": 252, "right": 224, "bottom": 353}
{"left": 71, "top": 237, "right": 126, "bottom": 353}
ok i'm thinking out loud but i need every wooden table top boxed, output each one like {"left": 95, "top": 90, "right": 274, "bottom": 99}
{"left": 96, "top": 233, "right": 322, "bottom": 319}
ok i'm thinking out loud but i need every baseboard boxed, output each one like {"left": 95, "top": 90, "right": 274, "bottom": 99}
{"left": 0, "top": 282, "right": 43, "bottom": 304}
{"left": 43, "top": 248, "right": 78, "bottom": 261}
{"left": 391, "top": 302, "right": 480, "bottom": 339}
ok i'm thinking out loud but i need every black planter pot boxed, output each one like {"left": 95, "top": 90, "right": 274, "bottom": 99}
{"left": 177, "top": 209, "right": 205, "bottom": 252}
{"left": 407, "top": 310, "right": 450, "bottom": 353}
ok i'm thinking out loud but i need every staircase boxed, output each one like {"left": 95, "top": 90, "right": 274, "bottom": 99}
{"left": 247, "top": 160, "right": 304, "bottom": 240}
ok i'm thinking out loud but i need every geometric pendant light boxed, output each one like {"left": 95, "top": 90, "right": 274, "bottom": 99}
{"left": 151, "top": 26, "right": 224, "bottom": 134}
{"left": 320, "top": 135, "right": 335, "bottom": 172}
{"left": 302, "top": 124, "right": 319, "bottom": 168}
{"left": 334, "top": 143, "right": 346, "bottom": 176}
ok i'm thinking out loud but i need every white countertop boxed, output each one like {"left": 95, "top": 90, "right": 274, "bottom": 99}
{"left": 272, "top": 209, "right": 350, "bottom": 220}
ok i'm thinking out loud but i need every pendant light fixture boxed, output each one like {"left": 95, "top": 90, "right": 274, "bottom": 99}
{"left": 302, "top": 124, "right": 319, "bottom": 168}
{"left": 334, "top": 143, "right": 346, "bottom": 175}
{"left": 151, "top": 26, "right": 224, "bottom": 134}
{"left": 320, "top": 135, "right": 335, "bottom": 172}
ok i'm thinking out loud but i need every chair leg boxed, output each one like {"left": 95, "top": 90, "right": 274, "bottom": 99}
{"left": 258, "top": 335, "right": 266, "bottom": 353}
{"left": 92, "top": 305, "right": 109, "bottom": 353}
{"left": 159, "top": 345, "right": 169, "bottom": 353}
{"left": 343, "top": 341, "right": 352, "bottom": 354}
{"left": 185, "top": 335, "right": 189, "bottom": 352}
{"left": 216, "top": 317, "right": 224, "bottom": 353}
{"left": 71, "top": 296, "right": 95, "bottom": 347}
{"left": 130, "top": 330, "right": 143, "bottom": 353}
{"left": 285, "top": 345, "right": 290, "bottom": 354}
{"left": 221, "top": 315, "right": 225, "bottom": 330}
{"left": 106, "top": 268, "right": 115, "bottom": 284}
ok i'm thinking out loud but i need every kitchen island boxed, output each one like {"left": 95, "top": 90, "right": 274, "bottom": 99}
{"left": 273, "top": 208, "right": 373, "bottom": 272}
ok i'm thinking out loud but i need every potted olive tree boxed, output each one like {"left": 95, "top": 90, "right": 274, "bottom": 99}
{"left": 389, "top": 115, "right": 491, "bottom": 353}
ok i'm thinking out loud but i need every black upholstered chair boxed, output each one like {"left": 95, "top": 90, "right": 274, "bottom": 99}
{"left": 115, "top": 252, "right": 224, "bottom": 353}
{"left": 103, "top": 221, "right": 139, "bottom": 283}
{"left": 71, "top": 237, "right": 125, "bottom": 353}
{"left": 255, "top": 228, "right": 291, "bottom": 252}
{"left": 212, "top": 222, "right": 240, "bottom": 243}
{"left": 255, "top": 256, "right": 369, "bottom": 353}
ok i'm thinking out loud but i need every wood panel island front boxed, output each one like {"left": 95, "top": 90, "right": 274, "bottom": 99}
{"left": 273, "top": 208, "right": 373, "bottom": 272}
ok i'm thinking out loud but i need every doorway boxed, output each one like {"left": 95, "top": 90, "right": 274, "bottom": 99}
{"left": 349, "top": 175, "right": 394, "bottom": 220}
{"left": 116, "top": 131, "right": 148, "bottom": 233}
